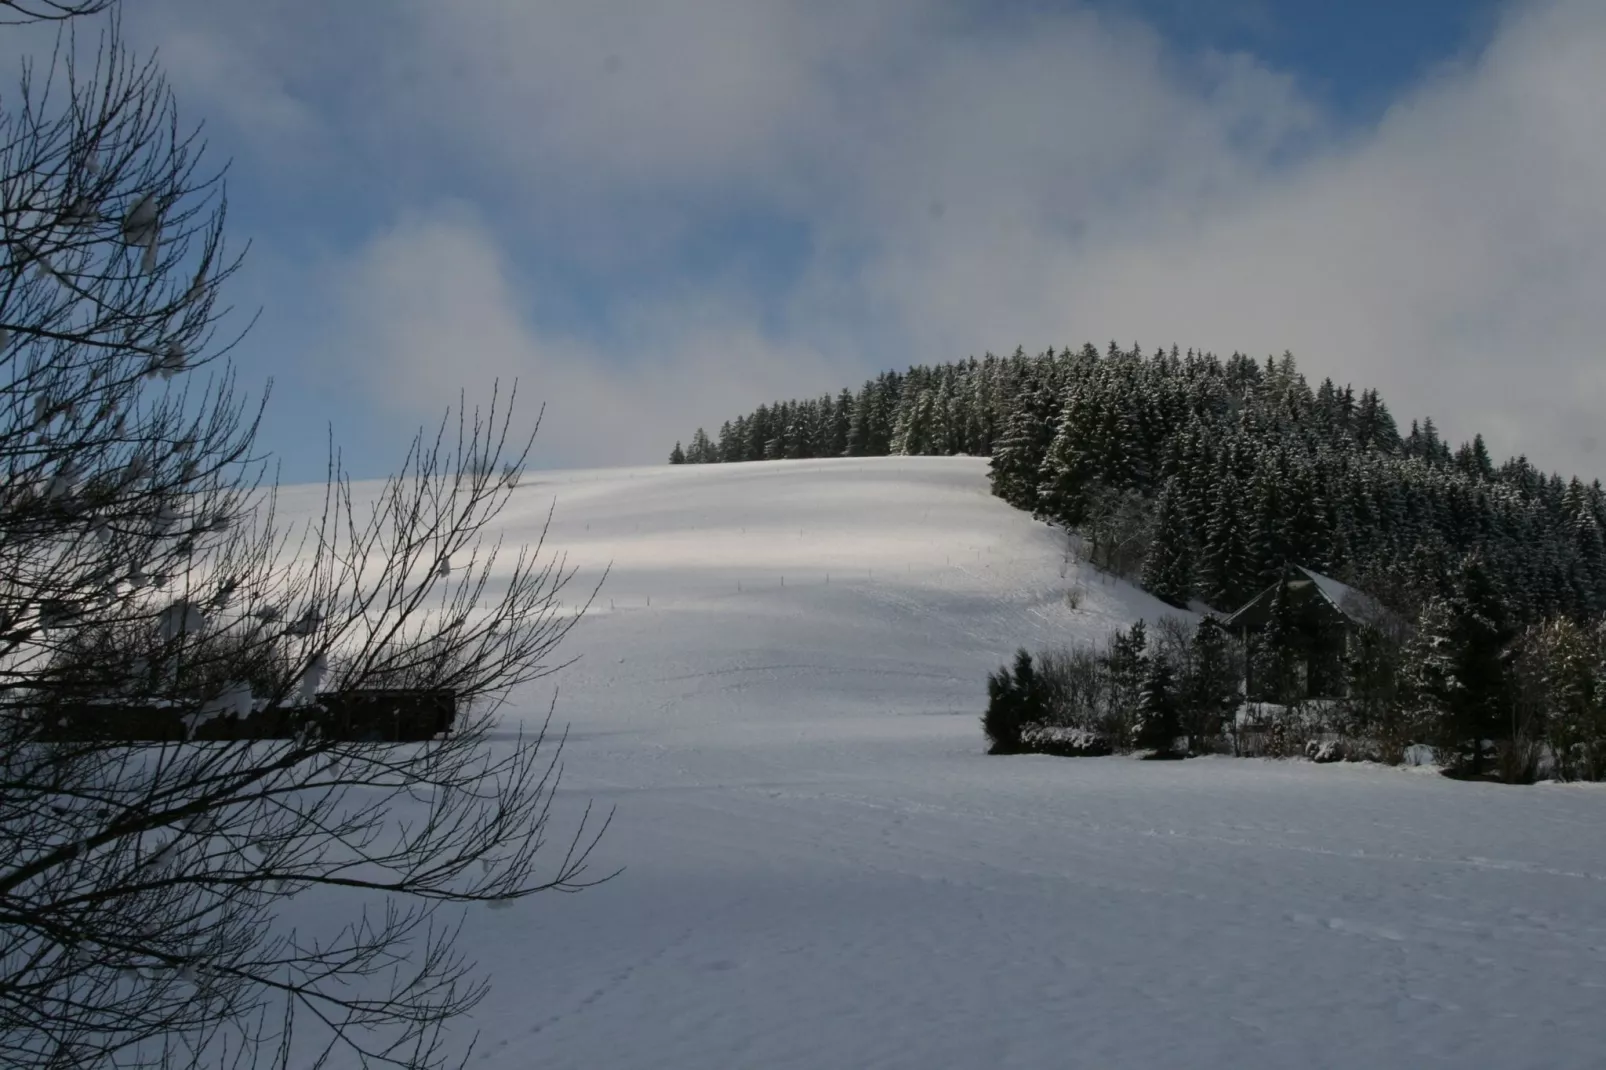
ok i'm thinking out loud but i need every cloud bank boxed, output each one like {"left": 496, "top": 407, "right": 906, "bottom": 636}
{"left": 131, "top": 0, "right": 1606, "bottom": 478}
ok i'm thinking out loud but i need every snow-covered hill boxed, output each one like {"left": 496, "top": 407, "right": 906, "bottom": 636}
{"left": 515, "top": 455, "right": 1186, "bottom": 737}
{"left": 382, "top": 457, "right": 1604, "bottom": 1069}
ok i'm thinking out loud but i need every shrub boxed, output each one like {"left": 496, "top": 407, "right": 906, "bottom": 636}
{"left": 983, "top": 648, "right": 1041, "bottom": 754}
{"left": 1018, "top": 724, "right": 1112, "bottom": 756}
{"left": 1035, "top": 645, "right": 1106, "bottom": 732}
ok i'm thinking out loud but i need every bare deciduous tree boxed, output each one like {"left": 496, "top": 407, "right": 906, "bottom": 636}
{"left": 0, "top": 14, "right": 611, "bottom": 1070}
{"left": 0, "top": 1, "right": 112, "bottom": 25}
{"left": 1078, "top": 482, "right": 1155, "bottom": 580}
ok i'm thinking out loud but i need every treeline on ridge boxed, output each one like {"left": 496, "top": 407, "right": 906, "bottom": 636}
{"left": 668, "top": 342, "right": 1606, "bottom": 630}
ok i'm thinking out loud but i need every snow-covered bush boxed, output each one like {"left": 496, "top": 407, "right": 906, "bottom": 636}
{"left": 1033, "top": 645, "right": 1108, "bottom": 735}
{"left": 1305, "top": 739, "right": 1347, "bottom": 763}
{"left": 1402, "top": 743, "right": 1437, "bottom": 767}
{"left": 1017, "top": 724, "right": 1112, "bottom": 756}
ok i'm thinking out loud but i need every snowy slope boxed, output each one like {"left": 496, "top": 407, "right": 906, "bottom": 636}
{"left": 514, "top": 456, "right": 1184, "bottom": 735}
{"left": 333, "top": 457, "right": 1606, "bottom": 1069}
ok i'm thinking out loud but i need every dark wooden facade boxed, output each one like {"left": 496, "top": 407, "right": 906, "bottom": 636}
{"left": 1225, "top": 564, "right": 1385, "bottom": 701}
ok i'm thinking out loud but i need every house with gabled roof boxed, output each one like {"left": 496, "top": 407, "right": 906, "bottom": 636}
{"left": 1224, "top": 563, "right": 1397, "bottom": 700}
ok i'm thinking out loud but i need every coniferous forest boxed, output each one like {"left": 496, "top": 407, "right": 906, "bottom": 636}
{"left": 669, "top": 343, "right": 1606, "bottom": 780}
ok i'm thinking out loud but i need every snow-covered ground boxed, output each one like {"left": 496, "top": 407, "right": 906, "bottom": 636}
{"left": 392, "top": 457, "right": 1603, "bottom": 1069}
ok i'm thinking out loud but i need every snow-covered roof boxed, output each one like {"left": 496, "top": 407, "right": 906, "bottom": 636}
{"left": 1224, "top": 563, "right": 1398, "bottom": 633}
{"left": 1291, "top": 565, "right": 1388, "bottom": 625}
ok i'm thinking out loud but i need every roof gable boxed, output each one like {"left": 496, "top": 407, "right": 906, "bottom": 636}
{"left": 1292, "top": 565, "right": 1394, "bottom": 629}
{"left": 1223, "top": 563, "right": 1394, "bottom": 633}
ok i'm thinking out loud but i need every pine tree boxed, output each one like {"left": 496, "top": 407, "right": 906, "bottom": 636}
{"left": 718, "top": 419, "right": 741, "bottom": 462}
{"left": 1443, "top": 553, "right": 1515, "bottom": 776}
{"left": 1571, "top": 504, "right": 1606, "bottom": 615}
{"left": 1181, "top": 615, "right": 1240, "bottom": 750}
{"left": 1141, "top": 479, "right": 1193, "bottom": 608}
{"left": 1035, "top": 382, "right": 1101, "bottom": 524}
{"left": 668, "top": 442, "right": 685, "bottom": 465}
{"left": 982, "top": 648, "right": 1044, "bottom": 754}
{"left": 1402, "top": 555, "right": 1515, "bottom": 776}
{"left": 1341, "top": 624, "right": 1403, "bottom": 743}
{"left": 892, "top": 388, "right": 934, "bottom": 455}
{"left": 1401, "top": 595, "right": 1459, "bottom": 753}
{"left": 1133, "top": 655, "right": 1181, "bottom": 755}
{"left": 1103, "top": 619, "right": 1149, "bottom": 741}
{"left": 1251, "top": 577, "right": 1304, "bottom": 704}
{"left": 988, "top": 376, "right": 1059, "bottom": 512}
{"left": 1531, "top": 618, "right": 1601, "bottom": 779}
{"left": 688, "top": 427, "right": 713, "bottom": 463}
{"left": 830, "top": 388, "right": 854, "bottom": 457}
{"left": 1199, "top": 474, "right": 1252, "bottom": 610}
{"left": 1246, "top": 461, "right": 1290, "bottom": 586}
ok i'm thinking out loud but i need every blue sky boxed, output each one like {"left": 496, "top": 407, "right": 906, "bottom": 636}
{"left": 85, "top": 0, "right": 1606, "bottom": 483}
{"left": 1111, "top": 0, "right": 1504, "bottom": 119}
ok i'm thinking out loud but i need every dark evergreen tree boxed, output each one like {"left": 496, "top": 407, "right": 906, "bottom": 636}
{"left": 830, "top": 388, "right": 854, "bottom": 457}
{"left": 982, "top": 648, "right": 1044, "bottom": 754}
{"left": 1251, "top": 578, "right": 1304, "bottom": 703}
{"left": 668, "top": 441, "right": 685, "bottom": 465}
{"left": 1132, "top": 655, "right": 1181, "bottom": 755}
{"left": 1401, "top": 595, "right": 1458, "bottom": 750}
{"left": 1141, "top": 479, "right": 1193, "bottom": 608}
{"left": 687, "top": 427, "right": 714, "bottom": 463}
{"left": 1341, "top": 624, "right": 1404, "bottom": 744}
{"left": 718, "top": 419, "right": 741, "bottom": 462}
{"left": 989, "top": 372, "right": 1061, "bottom": 512}
{"left": 1103, "top": 619, "right": 1149, "bottom": 735}
{"left": 1036, "top": 380, "right": 1103, "bottom": 524}
{"left": 1181, "top": 615, "right": 1240, "bottom": 750}
{"left": 1443, "top": 553, "right": 1516, "bottom": 775}
{"left": 1199, "top": 474, "right": 1253, "bottom": 611}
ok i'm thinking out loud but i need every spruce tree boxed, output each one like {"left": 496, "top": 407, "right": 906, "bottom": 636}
{"left": 1532, "top": 618, "right": 1601, "bottom": 779}
{"left": 1251, "top": 578, "right": 1304, "bottom": 704}
{"left": 830, "top": 388, "right": 854, "bottom": 457}
{"left": 1133, "top": 655, "right": 1181, "bottom": 756}
{"left": 1444, "top": 553, "right": 1515, "bottom": 775}
{"left": 1199, "top": 475, "right": 1253, "bottom": 611}
{"left": 1141, "top": 479, "right": 1193, "bottom": 608}
{"left": 1103, "top": 619, "right": 1149, "bottom": 741}
{"left": 1036, "top": 383, "right": 1102, "bottom": 525}
{"left": 988, "top": 380, "right": 1058, "bottom": 512}
{"left": 1181, "top": 615, "right": 1240, "bottom": 750}
{"left": 688, "top": 427, "right": 713, "bottom": 463}
{"left": 982, "top": 648, "right": 1044, "bottom": 754}
{"left": 668, "top": 441, "right": 685, "bottom": 464}
{"left": 718, "top": 419, "right": 741, "bottom": 461}
{"left": 1341, "top": 624, "right": 1402, "bottom": 743}
{"left": 1246, "top": 462, "right": 1290, "bottom": 586}
{"left": 1401, "top": 595, "right": 1459, "bottom": 753}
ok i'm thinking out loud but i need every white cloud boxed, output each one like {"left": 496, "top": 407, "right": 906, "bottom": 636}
{"left": 322, "top": 207, "right": 856, "bottom": 468}
{"left": 153, "top": 27, "right": 317, "bottom": 143}
{"left": 130, "top": 0, "right": 1606, "bottom": 478}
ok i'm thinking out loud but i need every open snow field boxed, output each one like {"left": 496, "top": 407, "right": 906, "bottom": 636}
{"left": 417, "top": 457, "right": 1605, "bottom": 1069}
